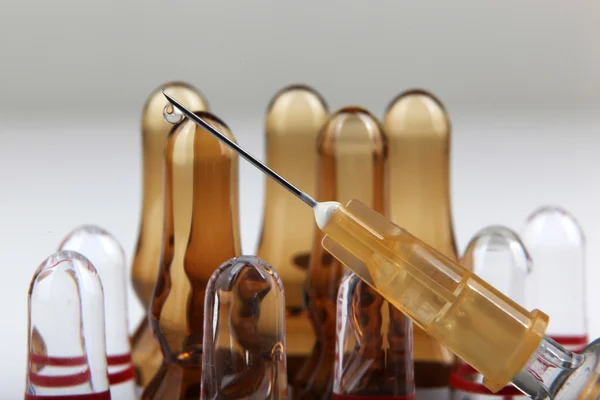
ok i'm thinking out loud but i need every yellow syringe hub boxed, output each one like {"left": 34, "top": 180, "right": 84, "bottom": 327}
{"left": 320, "top": 199, "right": 549, "bottom": 392}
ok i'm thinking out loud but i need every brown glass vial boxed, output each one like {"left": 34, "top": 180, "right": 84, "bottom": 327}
{"left": 383, "top": 90, "right": 458, "bottom": 397}
{"left": 131, "top": 82, "right": 210, "bottom": 388}
{"left": 294, "top": 107, "right": 388, "bottom": 400}
{"left": 256, "top": 84, "right": 329, "bottom": 380}
{"left": 141, "top": 111, "right": 241, "bottom": 400}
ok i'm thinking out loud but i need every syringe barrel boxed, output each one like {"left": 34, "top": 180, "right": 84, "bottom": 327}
{"left": 321, "top": 199, "right": 549, "bottom": 392}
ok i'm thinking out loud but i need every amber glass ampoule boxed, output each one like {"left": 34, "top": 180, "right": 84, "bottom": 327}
{"left": 131, "top": 82, "right": 209, "bottom": 388}
{"left": 256, "top": 84, "right": 329, "bottom": 380}
{"left": 383, "top": 90, "right": 458, "bottom": 398}
{"left": 257, "top": 85, "right": 329, "bottom": 381}
{"left": 294, "top": 107, "right": 388, "bottom": 400}
{"left": 141, "top": 111, "right": 240, "bottom": 400}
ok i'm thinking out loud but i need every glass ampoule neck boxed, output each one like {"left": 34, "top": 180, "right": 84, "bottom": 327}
{"left": 512, "top": 336, "right": 600, "bottom": 399}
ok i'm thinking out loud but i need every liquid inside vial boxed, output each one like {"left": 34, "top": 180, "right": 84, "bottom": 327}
{"left": 59, "top": 225, "right": 137, "bottom": 399}
{"left": 131, "top": 81, "right": 209, "bottom": 388}
{"left": 256, "top": 84, "right": 329, "bottom": 381}
{"left": 201, "top": 256, "right": 288, "bottom": 400}
{"left": 25, "top": 251, "right": 110, "bottom": 400}
{"left": 522, "top": 206, "right": 588, "bottom": 352}
{"left": 383, "top": 89, "right": 458, "bottom": 393}
{"left": 141, "top": 111, "right": 240, "bottom": 400}
{"left": 295, "top": 106, "right": 388, "bottom": 400}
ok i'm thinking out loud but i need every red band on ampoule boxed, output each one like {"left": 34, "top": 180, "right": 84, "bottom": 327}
{"left": 108, "top": 365, "right": 136, "bottom": 385}
{"left": 28, "top": 354, "right": 88, "bottom": 367}
{"left": 24, "top": 391, "right": 111, "bottom": 400}
{"left": 106, "top": 353, "right": 132, "bottom": 365}
{"left": 28, "top": 369, "right": 91, "bottom": 387}
{"left": 550, "top": 335, "right": 588, "bottom": 352}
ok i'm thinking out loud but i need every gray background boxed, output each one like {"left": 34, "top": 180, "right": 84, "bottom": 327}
{"left": 1, "top": 0, "right": 599, "bottom": 395}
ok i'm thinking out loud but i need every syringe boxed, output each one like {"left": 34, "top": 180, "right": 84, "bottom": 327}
{"left": 163, "top": 91, "right": 600, "bottom": 399}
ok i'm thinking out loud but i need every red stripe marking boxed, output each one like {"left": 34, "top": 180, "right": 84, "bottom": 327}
{"left": 108, "top": 365, "right": 135, "bottom": 385}
{"left": 450, "top": 365, "right": 523, "bottom": 395}
{"left": 29, "top": 354, "right": 88, "bottom": 367}
{"left": 106, "top": 353, "right": 132, "bottom": 365}
{"left": 550, "top": 335, "right": 588, "bottom": 346}
{"left": 25, "top": 391, "right": 111, "bottom": 400}
{"left": 550, "top": 335, "right": 589, "bottom": 353}
{"left": 28, "top": 369, "right": 91, "bottom": 387}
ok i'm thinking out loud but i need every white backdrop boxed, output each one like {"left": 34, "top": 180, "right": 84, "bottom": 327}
{"left": 1, "top": 0, "right": 599, "bottom": 396}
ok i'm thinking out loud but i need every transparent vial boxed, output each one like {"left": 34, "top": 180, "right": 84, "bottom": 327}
{"left": 383, "top": 89, "right": 458, "bottom": 396}
{"left": 256, "top": 84, "right": 329, "bottom": 380}
{"left": 450, "top": 226, "right": 532, "bottom": 399}
{"left": 521, "top": 206, "right": 588, "bottom": 352}
{"left": 59, "top": 225, "right": 136, "bottom": 399}
{"left": 25, "top": 251, "right": 110, "bottom": 400}
{"left": 294, "top": 106, "right": 388, "bottom": 400}
{"left": 201, "top": 256, "right": 288, "bottom": 400}
{"left": 131, "top": 81, "right": 210, "bottom": 387}
{"left": 141, "top": 112, "right": 241, "bottom": 400}
{"left": 333, "top": 272, "right": 415, "bottom": 400}
{"left": 461, "top": 226, "right": 530, "bottom": 307}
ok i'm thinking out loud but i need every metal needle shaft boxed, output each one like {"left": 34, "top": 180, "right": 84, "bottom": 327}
{"left": 163, "top": 90, "right": 318, "bottom": 208}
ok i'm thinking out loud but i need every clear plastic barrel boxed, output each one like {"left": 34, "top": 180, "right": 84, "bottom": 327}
{"left": 321, "top": 199, "right": 549, "bottom": 393}
{"left": 333, "top": 272, "right": 415, "bottom": 399}
{"left": 522, "top": 206, "right": 588, "bottom": 351}
{"left": 59, "top": 225, "right": 136, "bottom": 399}
{"left": 25, "top": 251, "right": 110, "bottom": 400}
{"left": 201, "top": 256, "right": 288, "bottom": 400}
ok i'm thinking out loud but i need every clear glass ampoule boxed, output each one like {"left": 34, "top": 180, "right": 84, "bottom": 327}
{"left": 383, "top": 89, "right": 458, "bottom": 398}
{"left": 201, "top": 256, "right": 288, "bottom": 400}
{"left": 256, "top": 84, "right": 329, "bottom": 380}
{"left": 131, "top": 82, "right": 210, "bottom": 388}
{"left": 294, "top": 107, "right": 388, "bottom": 400}
{"left": 333, "top": 271, "right": 415, "bottom": 399}
{"left": 25, "top": 251, "right": 110, "bottom": 400}
{"left": 59, "top": 225, "right": 137, "bottom": 399}
{"left": 522, "top": 206, "right": 588, "bottom": 352}
{"left": 141, "top": 111, "right": 241, "bottom": 400}
{"left": 461, "top": 226, "right": 530, "bottom": 307}
{"left": 450, "top": 226, "right": 531, "bottom": 399}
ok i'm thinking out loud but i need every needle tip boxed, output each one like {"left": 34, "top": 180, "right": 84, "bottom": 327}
{"left": 162, "top": 89, "right": 174, "bottom": 103}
